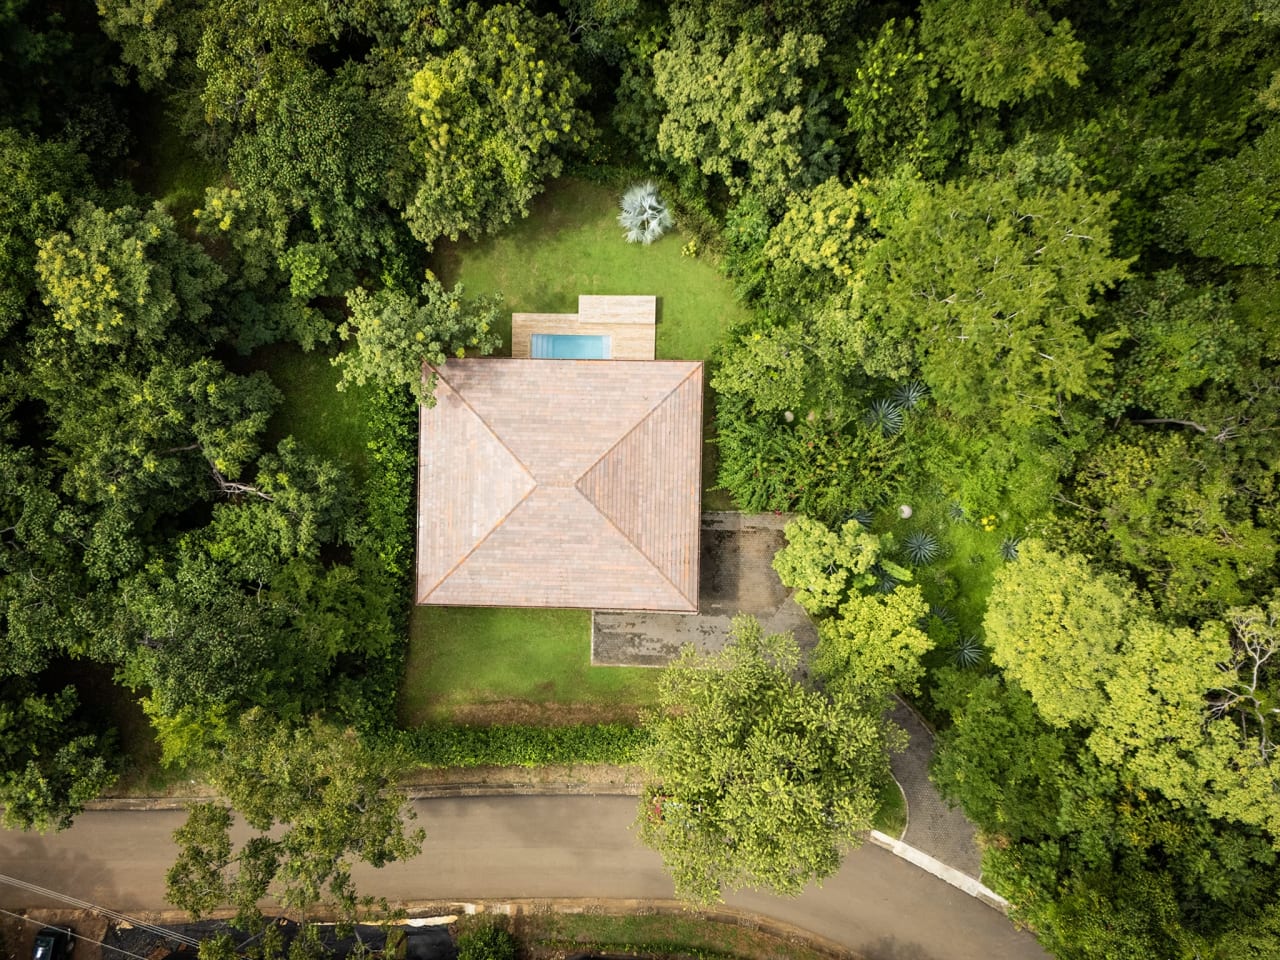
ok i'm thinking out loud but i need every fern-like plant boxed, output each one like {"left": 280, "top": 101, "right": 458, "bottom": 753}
{"left": 902, "top": 530, "right": 941, "bottom": 566}
{"left": 863, "top": 398, "right": 905, "bottom": 436}
{"left": 618, "top": 181, "right": 674, "bottom": 244}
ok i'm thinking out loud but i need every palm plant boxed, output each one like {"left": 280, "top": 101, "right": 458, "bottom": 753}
{"left": 902, "top": 530, "right": 942, "bottom": 566}
{"left": 863, "top": 398, "right": 905, "bottom": 436}
{"left": 618, "top": 182, "right": 674, "bottom": 244}
{"left": 928, "top": 604, "right": 957, "bottom": 627}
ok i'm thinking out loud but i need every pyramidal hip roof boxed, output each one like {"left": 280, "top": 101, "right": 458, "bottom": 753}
{"left": 416, "top": 359, "right": 703, "bottom": 612}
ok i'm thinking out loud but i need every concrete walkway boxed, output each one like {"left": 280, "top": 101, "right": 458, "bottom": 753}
{"left": 888, "top": 697, "right": 984, "bottom": 879}
{"left": 592, "top": 512, "right": 817, "bottom": 667}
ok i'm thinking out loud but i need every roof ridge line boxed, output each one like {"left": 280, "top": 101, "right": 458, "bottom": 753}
{"left": 574, "top": 488, "right": 693, "bottom": 609}
{"left": 574, "top": 363, "right": 701, "bottom": 492}
{"left": 418, "top": 364, "right": 537, "bottom": 602}
{"left": 574, "top": 364, "right": 702, "bottom": 608}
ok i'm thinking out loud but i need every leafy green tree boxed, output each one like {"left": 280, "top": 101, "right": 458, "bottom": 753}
{"left": 166, "top": 710, "right": 423, "bottom": 925}
{"left": 48, "top": 358, "right": 278, "bottom": 512}
{"left": 919, "top": 0, "right": 1086, "bottom": 108}
{"left": 335, "top": 276, "right": 501, "bottom": 405}
{"left": 651, "top": 22, "right": 832, "bottom": 207}
{"left": 33, "top": 201, "right": 224, "bottom": 355}
{"left": 0, "top": 130, "right": 89, "bottom": 341}
{"left": 227, "top": 75, "right": 407, "bottom": 285}
{"left": 855, "top": 149, "right": 1131, "bottom": 426}
{"left": 400, "top": 2, "right": 592, "bottom": 244}
{"left": 814, "top": 587, "right": 932, "bottom": 697}
{"left": 0, "top": 680, "right": 118, "bottom": 831}
{"left": 772, "top": 516, "right": 894, "bottom": 615}
{"left": 636, "top": 615, "right": 894, "bottom": 903}
{"left": 933, "top": 666, "right": 1280, "bottom": 960}
{"left": 1162, "top": 123, "right": 1280, "bottom": 266}
{"left": 985, "top": 541, "right": 1280, "bottom": 837}
{"left": 841, "top": 19, "right": 961, "bottom": 178}
{"left": 1060, "top": 429, "right": 1276, "bottom": 618}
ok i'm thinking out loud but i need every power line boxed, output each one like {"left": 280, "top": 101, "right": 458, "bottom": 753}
{"left": 0, "top": 906, "right": 174, "bottom": 960}
{"left": 0, "top": 874, "right": 200, "bottom": 948}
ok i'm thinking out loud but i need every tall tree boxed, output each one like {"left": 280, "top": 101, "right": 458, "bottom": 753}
{"left": 399, "top": 2, "right": 592, "bottom": 244}
{"left": 636, "top": 615, "right": 895, "bottom": 904}
{"left": 334, "top": 276, "right": 501, "bottom": 405}
{"left": 166, "top": 710, "right": 423, "bottom": 926}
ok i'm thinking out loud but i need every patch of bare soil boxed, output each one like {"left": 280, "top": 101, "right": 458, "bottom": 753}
{"left": 1, "top": 910, "right": 108, "bottom": 960}
{"left": 441, "top": 700, "right": 645, "bottom": 726}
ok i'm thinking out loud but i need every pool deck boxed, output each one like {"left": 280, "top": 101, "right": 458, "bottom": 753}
{"left": 512, "top": 295, "right": 656, "bottom": 360}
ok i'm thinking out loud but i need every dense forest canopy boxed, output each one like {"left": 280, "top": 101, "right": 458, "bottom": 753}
{"left": 0, "top": 0, "right": 1278, "bottom": 955}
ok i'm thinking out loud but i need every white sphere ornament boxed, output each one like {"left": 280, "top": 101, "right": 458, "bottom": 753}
{"left": 898, "top": 504, "right": 913, "bottom": 519}
{"left": 783, "top": 410, "right": 795, "bottom": 423}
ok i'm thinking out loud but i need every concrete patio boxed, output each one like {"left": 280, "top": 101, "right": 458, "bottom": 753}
{"left": 591, "top": 512, "right": 817, "bottom": 667}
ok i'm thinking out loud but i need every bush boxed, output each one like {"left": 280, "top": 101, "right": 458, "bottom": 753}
{"left": 456, "top": 923, "right": 516, "bottom": 960}
{"left": 399, "top": 723, "right": 648, "bottom": 768}
{"left": 360, "top": 386, "right": 418, "bottom": 584}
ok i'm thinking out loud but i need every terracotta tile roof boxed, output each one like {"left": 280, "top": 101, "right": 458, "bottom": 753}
{"left": 417, "top": 359, "right": 703, "bottom": 612}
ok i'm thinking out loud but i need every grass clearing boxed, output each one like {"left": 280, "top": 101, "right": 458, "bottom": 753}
{"left": 875, "top": 775, "right": 908, "bottom": 838}
{"left": 433, "top": 177, "right": 749, "bottom": 362}
{"left": 248, "top": 344, "right": 377, "bottom": 486}
{"left": 405, "top": 177, "right": 746, "bottom": 728}
{"left": 397, "top": 606, "right": 660, "bottom": 726}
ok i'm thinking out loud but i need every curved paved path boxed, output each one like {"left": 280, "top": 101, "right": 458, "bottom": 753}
{"left": 0, "top": 797, "right": 1048, "bottom": 960}
{"left": 888, "top": 697, "right": 984, "bottom": 877}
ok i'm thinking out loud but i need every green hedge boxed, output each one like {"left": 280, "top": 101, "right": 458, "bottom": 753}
{"left": 398, "top": 722, "right": 649, "bottom": 768}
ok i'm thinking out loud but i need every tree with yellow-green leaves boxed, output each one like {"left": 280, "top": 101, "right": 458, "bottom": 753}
{"left": 400, "top": 2, "right": 592, "bottom": 245}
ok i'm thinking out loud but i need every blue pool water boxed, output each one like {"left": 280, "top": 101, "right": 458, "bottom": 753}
{"left": 531, "top": 334, "right": 612, "bottom": 359}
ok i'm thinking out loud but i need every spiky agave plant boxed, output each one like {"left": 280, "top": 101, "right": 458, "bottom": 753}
{"left": 863, "top": 398, "right": 905, "bottom": 436}
{"left": 892, "top": 379, "right": 929, "bottom": 410}
{"left": 950, "top": 634, "right": 985, "bottom": 669}
{"left": 1000, "top": 537, "right": 1022, "bottom": 562}
{"left": 618, "top": 182, "right": 674, "bottom": 244}
{"left": 902, "top": 530, "right": 942, "bottom": 566}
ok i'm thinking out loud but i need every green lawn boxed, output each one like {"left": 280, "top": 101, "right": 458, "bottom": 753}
{"left": 249, "top": 344, "right": 377, "bottom": 486}
{"left": 398, "top": 606, "right": 661, "bottom": 726}
{"left": 433, "top": 177, "right": 749, "bottom": 362}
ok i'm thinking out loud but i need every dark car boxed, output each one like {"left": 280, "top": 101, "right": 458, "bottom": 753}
{"left": 31, "top": 928, "right": 74, "bottom": 960}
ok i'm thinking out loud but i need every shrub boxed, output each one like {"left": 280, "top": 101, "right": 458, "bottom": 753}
{"left": 618, "top": 181, "right": 674, "bottom": 244}
{"left": 399, "top": 723, "right": 648, "bottom": 768}
{"left": 456, "top": 923, "right": 516, "bottom": 960}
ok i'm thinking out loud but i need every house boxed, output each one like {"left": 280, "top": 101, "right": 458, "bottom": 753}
{"left": 416, "top": 357, "right": 703, "bottom": 612}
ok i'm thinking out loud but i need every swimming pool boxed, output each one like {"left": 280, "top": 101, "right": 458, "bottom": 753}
{"left": 531, "top": 333, "right": 612, "bottom": 359}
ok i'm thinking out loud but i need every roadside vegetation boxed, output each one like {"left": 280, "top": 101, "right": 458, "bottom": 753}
{"left": 455, "top": 911, "right": 847, "bottom": 960}
{"left": 0, "top": 1, "right": 1276, "bottom": 956}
